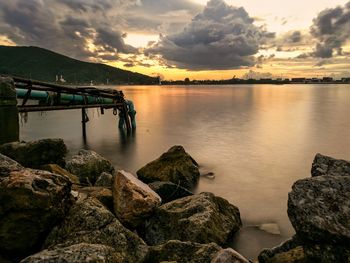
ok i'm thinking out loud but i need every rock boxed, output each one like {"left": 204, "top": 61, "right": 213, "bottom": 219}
{"left": 143, "top": 192, "right": 242, "bottom": 246}
{"left": 287, "top": 176, "right": 350, "bottom": 244}
{"left": 95, "top": 172, "right": 114, "bottom": 187}
{"left": 144, "top": 240, "right": 221, "bottom": 263}
{"left": 148, "top": 181, "right": 193, "bottom": 203}
{"left": 66, "top": 149, "right": 114, "bottom": 184}
{"left": 0, "top": 153, "right": 23, "bottom": 177}
{"left": 258, "top": 236, "right": 305, "bottom": 263}
{"left": 44, "top": 197, "right": 148, "bottom": 263}
{"left": 0, "top": 168, "right": 73, "bottom": 260}
{"left": 0, "top": 139, "right": 67, "bottom": 168}
{"left": 20, "top": 243, "right": 123, "bottom": 263}
{"left": 113, "top": 170, "right": 161, "bottom": 228}
{"left": 211, "top": 248, "right": 250, "bottom": 263}
{"left": 303, "top": 243, "right": 350, "bottom": 262}
{"left": 76, "top": 186, "right": 113, "bottom": 212}
{"left": 41, "top": 164, "right": 80, "bottom": 184}
{"left": 258, "top": 223, "right": 281, "bottom": 235}
{"left": 311, "top": 153, "right": 350, "bottom": 177}
{"left": 137, "top": 145, "right": 200, "bottom": 189}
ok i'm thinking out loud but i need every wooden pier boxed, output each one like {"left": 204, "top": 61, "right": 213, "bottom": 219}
{"left": 1, "top": 76, "right": 134, "bottom": 143}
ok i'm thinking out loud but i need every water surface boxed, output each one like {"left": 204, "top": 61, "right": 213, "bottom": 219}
{"left": 20, "top": 84, "right": 350, "bottom": 259}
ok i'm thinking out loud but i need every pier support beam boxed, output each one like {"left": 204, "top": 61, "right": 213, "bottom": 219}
{"left": 0, "top": 77, "right": 19, "bottom": 144}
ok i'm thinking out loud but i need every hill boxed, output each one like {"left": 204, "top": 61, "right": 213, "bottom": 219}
{"left": 0, "top": 45, "right": 157, "bottom": 85}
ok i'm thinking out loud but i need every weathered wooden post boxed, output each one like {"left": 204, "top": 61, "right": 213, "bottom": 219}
{"left": 0, "top": 77, "right": 19, "bottom": 144}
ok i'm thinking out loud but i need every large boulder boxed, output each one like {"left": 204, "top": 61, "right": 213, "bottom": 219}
{"left": 144, "top": 240, "right": 221, "bottom": 263}
{"left": 0, "top": 139, "right": 67, "bottom": 168}
{"left": 137, "top": 146, "right": 200, "bottom": 189}
{"left": 288, "top": 175, "right": 350, "bottom": 262}
{"left": 0, "top": 153, "right": 23, "bottom": 176}
{"left": 95, "top": 172, "right": 114, "bottom": 187}
{"left": 258, "top": 236, "right": 305, "bottom": 263}
{"left": 77, "top": 186, "right": 114, "bottom": 212}
{"left": 41, "top": 164, "right": 80, "bottom": 184}
{"left": 0, "top": 168, "right": 73, "bottom": 260}
{"left": 113, "top": 170, "right": 161, "bottom": 228}
{"left": 21, "top": 243, "right": 123, "bottom": 263}
{"left": 211, "top": 248, "right": 250, "bottom": 263}
{"left": 44, "top": 197, "right": 148, "bottom": 263}
{"left": 288, "top": 176, "right": 350, "bottom": 243}
{"left": 303, "top": 243, "right": 350, "bottom": 262}
{"left": 65, "top": 149, "right": 114, "bottom": 184}
{"left": 311, "top": 153, "right": 350, "bottom": 177}
{"left": 149, "top": 181, "right": 193, "bottom": 203}
{"left": 143, "top": 192, "right": 242, "bottom": 246}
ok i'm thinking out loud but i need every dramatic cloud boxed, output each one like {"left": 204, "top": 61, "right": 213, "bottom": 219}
{"left": 0, "top": 0, "right": 140, "bottom": 61}
{"left": 124, "top": 0, "right": 202, "bottom": 34}
{"left": 311, "top": 1, "right": 350, "bottom": 58}
{"left": 145, "top": 0, "right": 274, "bottom": 70}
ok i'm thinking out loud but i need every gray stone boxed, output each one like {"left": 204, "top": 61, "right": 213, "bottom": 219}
{"left": 211, "top": 248, "right": 250, "bottom": 263}
{"left": 303, "top": 243, "right": 350, "bottom": 263}
{"left": 143, "top": 192, "right": 242, "bottom": 246}
{"left": 95, "top": 172, "right": 114, "bottom": 187}
{"left": 44, "top": 197, "right": 148, "bottom": 263}
{"left": 0, "top": 139, "right": 67, "bottom": 168}
{"left": 0, "top": 168, "right": 73, "bottom": 260}
{"left": 20, "top": 243, "right": 123, "bottom": 263}
{"left": 137, "top": 145, "right": 200, "bottom": 189}
{"left": 288, "top": 176, "right": 350, "bottom": 244}
{"left": 311, "top": 153, "right": 350, "bottom": 177}
{"left": 76, "top": 186, "right": 114, "bottom": 212}
{"left": 113, "top": 170, "right": 161, "bottom": 228}
{"left": 0, "top": 153, "right": 23, "bottom": 177}
{"left": 144, "top": 240, "right": 221, "bottom": 263}
{"left": 66, "top": 149, "right": 114, "bottom": 185}
{"left": 149, "top": 181, "right": 193, "bottom": 203}
{"left": 258, "top": 236, "right": 305, "bottom": 263}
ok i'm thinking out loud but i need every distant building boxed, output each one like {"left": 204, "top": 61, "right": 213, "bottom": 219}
{"left": 291, "top": 78, "right": 306, "bottom": 83}
{"left": 322, "top": 77, "right": 333, "bottom": 82}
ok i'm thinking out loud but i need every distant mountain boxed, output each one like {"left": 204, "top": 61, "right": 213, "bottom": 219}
{"left": 0, "top": 45, "right": 157, "bottom": 85}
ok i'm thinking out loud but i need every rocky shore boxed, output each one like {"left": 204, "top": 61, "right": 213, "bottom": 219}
{"left": 0, "top": 139, "right": 349, "bottom": 262}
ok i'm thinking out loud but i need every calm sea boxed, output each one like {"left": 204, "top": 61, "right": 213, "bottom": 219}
{"left": 20, "top": 84, "right": 350, "bottom": 259}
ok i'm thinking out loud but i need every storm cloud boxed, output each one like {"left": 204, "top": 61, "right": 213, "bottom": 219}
{"left": 311, "top": 1, "right": 350, "bottom": 58}
{"left": 0, "top": 0, "right": 140, "bottom": 61}
{"left": 145, "top": 0, "right": 274, "bottom": 70}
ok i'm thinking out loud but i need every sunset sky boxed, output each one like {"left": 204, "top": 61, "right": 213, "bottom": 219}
{"left": 0, "top": 0, "right": 349, "bottom": 80}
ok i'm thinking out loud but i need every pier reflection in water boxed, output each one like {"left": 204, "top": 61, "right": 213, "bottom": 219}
{"left": 20, "top": 84, "right": 350, "bottom": 259}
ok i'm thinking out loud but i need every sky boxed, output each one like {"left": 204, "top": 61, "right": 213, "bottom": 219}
{"left": 0, "top": 0, "right": 349, "bottom": 80}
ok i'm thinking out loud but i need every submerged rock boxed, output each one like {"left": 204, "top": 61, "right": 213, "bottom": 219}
{"left": 288, "top": 175, "right": 350, "bottom": 243}
{"left": 137, "top": 145, "right": 200, "bottom": 189}
{"left": 0, "top": 168, "right": 73, "bottom": 260}
{"left": 20, "top": 243, "right": 123, "bottom": 263}
{"left": 148, "top": 181, "right": 193, "bottom": 203}
{"left": 113, "top": 170, "right": 161, "bottom": 228}
{"left": 144, "top": 240, "right": 221, "bottom": 263}
{"left": 0, "top": 139, "right": 67, "bottom": 168}
{"left": 0, "top": 153, "right": 23, "bottom": 176}
{"left": 211, "top": 248, "right": 250, "bottom": 263}
{"left": 311, "top": 153, "right": 350, "bottom": 177}
{"left": 65, "top": 149, "right": 114, "bottom": 185}
{"left": 95, "top": 172, "right": 114, "bottom": 187}
{"left": 41, "top": 163, "right": 80, "bottom": 184}
{"left": 258, "top": 236, "right": 305, "bottom": 263}
{"left": 143, "top": 192, "right": 242, "bottom": 246}
{"left": 44, "top": 197, "right": 148, "bottom": 263}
